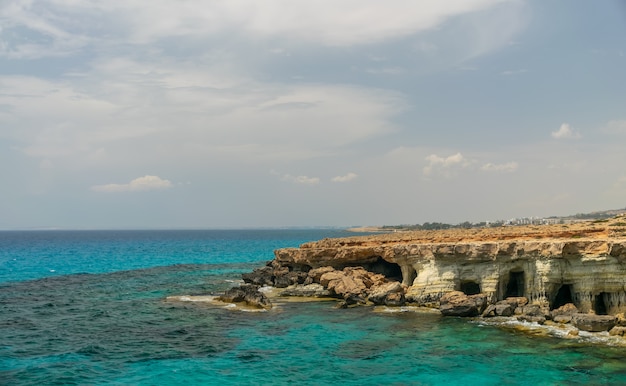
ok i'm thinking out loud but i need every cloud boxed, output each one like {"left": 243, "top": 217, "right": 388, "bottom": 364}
{"left": 332, "top": 173, "right": 358, "bottom": 183}
{"left": 481, "top": 161, "right": 518, "bottom": 173}
{"left": 551, "top": 123, "right": 581, "bottom": 139}
{"left": 91, "top": 175, "right": 173, "bottom": 192}
{"left": 0, "top": 72, "right": 404, "bottom": 164}
{"left": 0, "top": 0, "right": 512, "bottom": 54}
{"left": 272, "top": 170, "right": 320, "bottom": 185}
{"left": 423, "top": 152, "right": 472, "bottom": 176}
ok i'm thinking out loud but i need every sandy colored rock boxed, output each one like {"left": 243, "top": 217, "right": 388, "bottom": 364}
{"left": 274, "top": 215, "right": 626, "bottom": 314}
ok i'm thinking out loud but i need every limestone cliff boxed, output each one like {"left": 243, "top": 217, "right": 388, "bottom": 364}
{"left": 273, "top": 216, "right": 626, "bottom": 314}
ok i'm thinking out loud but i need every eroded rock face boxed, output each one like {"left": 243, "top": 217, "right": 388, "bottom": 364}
{"left": 273, "top": 216, "right": 626, "bottom": 314}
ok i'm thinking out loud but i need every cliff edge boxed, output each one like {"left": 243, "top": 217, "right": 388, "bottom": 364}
{"left": 250, "top": 216, "right": 626, "bottom": 318}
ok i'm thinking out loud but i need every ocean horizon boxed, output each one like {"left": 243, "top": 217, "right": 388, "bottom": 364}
{"left": 2, "top": 229, "right": 626, "bottom": 385}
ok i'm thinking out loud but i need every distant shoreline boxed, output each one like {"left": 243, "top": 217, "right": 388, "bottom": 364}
{"left": 346, "top": 226, "right": 395, "bottom": 233}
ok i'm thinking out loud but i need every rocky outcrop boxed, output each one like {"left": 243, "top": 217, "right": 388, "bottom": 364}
{"left": 217, "top": 284, "right": 272, "bottom": 309}
{"left": 571, "top": 314, "right": 617, "bottom": 332}
{"left": 273, "top": 216, "right": 626, "bottom": 315}
{"left": 224, "top": 215, "right": 626, "bottom": 341}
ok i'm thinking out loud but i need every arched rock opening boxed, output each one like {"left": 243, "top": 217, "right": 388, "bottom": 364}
{"left": 551, "top": 284, "right": 573, "bottom": 310}
{"left": 505, "top": 270, "right": 525, "bottom": 298}
{"left": 362, "top": 257, "right": 403, "bottom": 282}
{"left": 594, "top": 292, "right": 609, "bottom": 315}
{"left": 460, "top": 281, "right": 481, "bottom": 295}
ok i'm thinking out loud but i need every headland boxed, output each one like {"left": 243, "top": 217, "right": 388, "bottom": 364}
{"left": 233, "top": 214, "right": 626, "bottom": 336}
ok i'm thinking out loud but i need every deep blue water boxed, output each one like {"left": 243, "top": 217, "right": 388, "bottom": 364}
{"left": 1, "top": 230, "right": 626, "bottom": 385}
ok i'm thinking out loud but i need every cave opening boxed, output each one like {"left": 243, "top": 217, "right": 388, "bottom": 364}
{"left": 363, "top": 257, "right": 403, "bottom": 282}
{"left": 594, "top": 292, "right": 609, "bottom": 315}
{"left": 505, "top": 271, "right": 525, "bottom": 298}
{"left": 460, "top": 281, "right": 481, "bottom": 295}
{"left": 551, "top": 284, "right": 574, "bottom": 310}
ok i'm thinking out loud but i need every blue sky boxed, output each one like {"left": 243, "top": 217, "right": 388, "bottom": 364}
{"left": 1, "top": 0, "right": 625, "bottom": 229}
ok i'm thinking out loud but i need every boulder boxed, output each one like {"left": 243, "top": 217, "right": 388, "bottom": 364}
{"left": 609, "top": 326, "right": 626, "bottom": 336}
{"left": 383, "top": 292, "right": 406, "bottom": 306}
{"left": 572, "top": 314, "right": 617, "bottom": 332}
{"left": 440, "top": 291, "right": 486, "bottom": 317}
{"left": 274, "top": 271, "right": 308, "bottom": 288}
{"left": 368, "top": 282, "right": 405, "bottom": 305}
{"left": 218, "top": 284, "right": 272, "bottom": 309}
{"left": 482, "top": 304, "right": 497, "bottom": 317}
{"left": 495, "top": 303, "right": 514, "bottom": 317}
{"left": 615, "top": 313, "right": 626, "bottom": 327}
{"left": 502, "top": 297, "right": 529, "bottom": 309}
{"left": 307, "top": 266, "right": 336, "bottom": 283}
{"left": 242, "top": 266, "right": 275, "bottom": 286}
{"left": 320, "top": 267, "right": 386, "bottom": 300}
{"left": 521, "top": 304, "right": 548, "bottom": 317}
{"left": 550, "top": 303, "right": 578, "bottom": 322}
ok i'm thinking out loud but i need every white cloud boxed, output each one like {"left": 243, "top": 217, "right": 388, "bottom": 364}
{"left": 332, "top": 173, "right": 358, "bottom": 183}
{"left": 481, "top": 162, "right": 519, "bottom": 173}
{"left": 91, "top": 175, "right": 173, "bottom": 192}
{"left": 0, "top": 72, "right": 403, "bottom": 164}
{"left": 551, "top": 123, "right": 582, "bottom": 139}
{"left": 423, "top": 152, "right": 471, "bottom": 176}
{"left": 0, "top": 0, "right": 512, "bottom": 54}
{"left": 293, "top": 176, "right": 320, "bottom": 185}
{"left": 272, "top": 170, "right": 320, "bottom": 185}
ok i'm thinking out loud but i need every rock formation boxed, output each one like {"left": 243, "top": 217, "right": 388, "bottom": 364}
{"left": 230, "top": 215, "right": 626, "bottom": 333}
{"left": 269, "top": 216, "right": 626, "bottom": 318}
{"left": 217, "top": 284, "right": 272, "bottom": 309}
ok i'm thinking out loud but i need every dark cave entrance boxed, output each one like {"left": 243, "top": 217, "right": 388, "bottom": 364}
{"left": 363, "top": 257, "right": 403, "bottom": 282}
{"left": 505, "top": 271, "right": 525, "bottom": 298}
{"left": 551, "top": 284, "right": 574, "bottom": 310}
{"left": 594, "top": 292, "right": 609, "bottom": 315}
{"left": 460, "top": 281, "right": 481, "bottom": 295}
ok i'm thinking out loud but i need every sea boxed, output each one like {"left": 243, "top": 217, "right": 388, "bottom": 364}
{"left": 2, "top": 229, "right": 626, "bottom": 385}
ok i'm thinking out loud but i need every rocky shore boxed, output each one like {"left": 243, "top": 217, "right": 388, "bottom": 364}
{"left": 219, "top": 215, "right": 626, "bottom": 336}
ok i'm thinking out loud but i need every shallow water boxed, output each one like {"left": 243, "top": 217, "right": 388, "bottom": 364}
{"left": 1, "top": 230, "right": 626, "bottom": 385}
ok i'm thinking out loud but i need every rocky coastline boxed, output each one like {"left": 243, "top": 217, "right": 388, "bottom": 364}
{"left": 217, "top": 215, "right": 626, "bottom": 337}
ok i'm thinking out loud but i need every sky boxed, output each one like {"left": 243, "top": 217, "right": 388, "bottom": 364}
{"left": 1, "top": 0, "right": 625, "bottom": 229}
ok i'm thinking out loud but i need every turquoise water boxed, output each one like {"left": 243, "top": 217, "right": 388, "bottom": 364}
{"left": 2, "top": 230, "right": 626, "bottom": 385}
